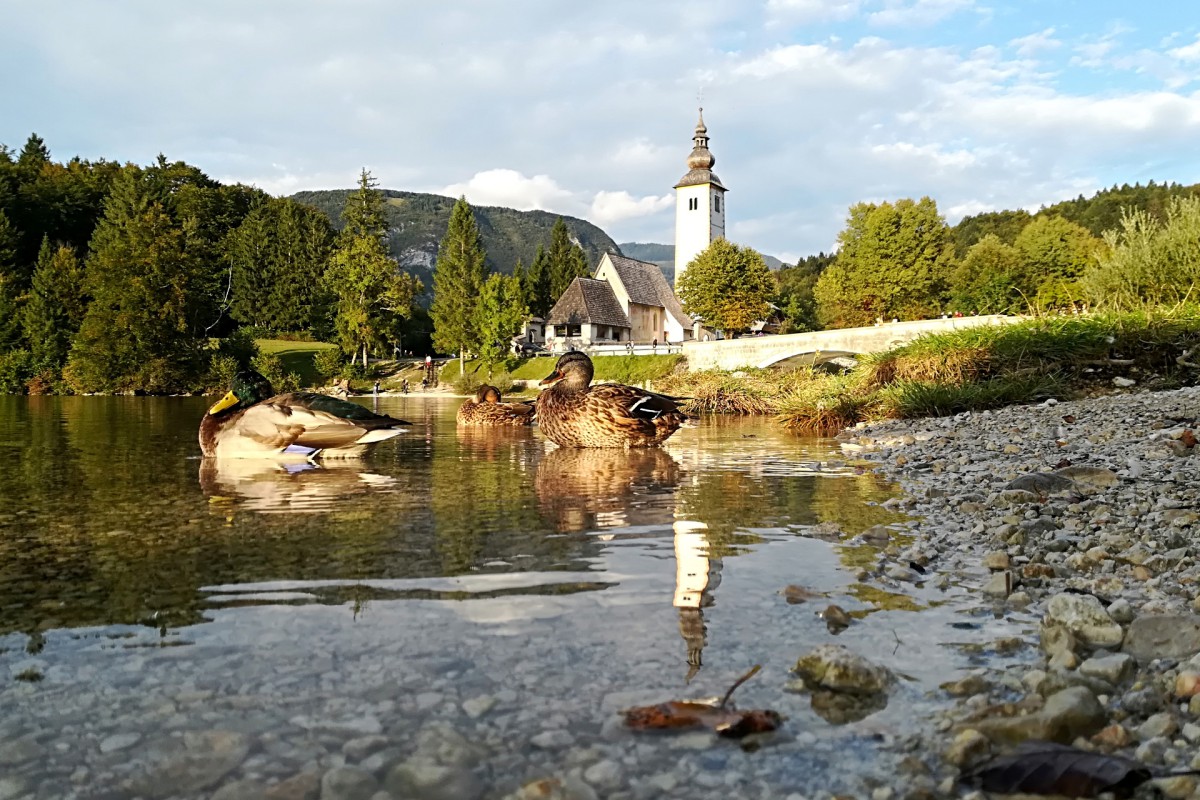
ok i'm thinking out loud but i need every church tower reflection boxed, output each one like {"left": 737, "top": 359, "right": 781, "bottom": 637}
{"left": 672, "top": 518, "right": 722, "bottom": 682}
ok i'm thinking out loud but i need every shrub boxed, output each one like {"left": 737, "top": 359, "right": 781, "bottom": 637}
{"left": 252, "top": 352, "right": 300, "bottom": 393}
{"left": 312, "top": 348, "right": 346, "bottom": 383}
{"left": 0, "top": 349, "right": 33, "bottom": 395}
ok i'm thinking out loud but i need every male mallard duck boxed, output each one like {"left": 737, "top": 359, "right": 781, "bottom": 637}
{"left": 200, "top": 370, "right": 411, "bottom": 459}
{"left": 456, "top": 384, "right": 535, "bottom": 426}
{"left": 535, "top": 351, "right": 689, "bottom": 448}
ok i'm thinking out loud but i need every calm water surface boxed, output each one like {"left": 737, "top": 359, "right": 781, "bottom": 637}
{"left": 0, "top": 397, "right": 1031, "bottom": 799}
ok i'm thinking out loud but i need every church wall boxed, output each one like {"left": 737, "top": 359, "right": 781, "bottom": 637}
{"left": 674, "top": 184, "right": 712, "bottom": 289}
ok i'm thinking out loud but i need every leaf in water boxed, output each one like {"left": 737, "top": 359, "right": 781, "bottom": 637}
{"left": 622, "top": 665, "right": 782, "bottom": 739}
{"left": 960, "top": 741, "right": 1153, "bottom": 798}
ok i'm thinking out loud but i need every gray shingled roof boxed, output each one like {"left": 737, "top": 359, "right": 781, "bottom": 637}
{"left": 674, "top": 168, "right": 725, "bottom": 190}
{"left": 547, "top": 278, "right": 631, "bottom": 328}
{"left": 605, "top": 253, "right": 692, "bottom": 328}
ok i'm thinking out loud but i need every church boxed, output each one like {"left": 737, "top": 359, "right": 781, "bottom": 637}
{"left": 544, "top": 110, "right": 726, "bottom": 349}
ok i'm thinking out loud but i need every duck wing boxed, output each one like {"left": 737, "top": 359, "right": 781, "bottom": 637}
{"left": 241, "top": 393, "right": 410, "bottom": 451}
{"left": 588, "top": 383, "right": 689, "bottom": 423}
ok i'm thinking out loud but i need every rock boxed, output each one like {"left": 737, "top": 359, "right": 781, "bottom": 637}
{"left": 1040, "top": 624, "right": 1077, "bottom": 658}
{"left": 792, "top": 644, "right": 894, "bottom": 695}
{"left": 385, "top": 760, "right": 483, "bottom": 800}
{"left": 941, "top": 674, "right": 990, "bottom": 698}
{"left": 264, "top": 770, "right": 320, "bottom": 800}
{"left": 0, "top": 736, "right": 44, "bottom": 766}
{"left": 1137, "top": 713, "right": 1178, "bottom": 741}
{"left": 1107, "top": 599, "right": 1135, "bottom": 624}
{"left": 529, "top": 730, "right": 574, "bottom": 749}
{"left": 1078, "top": 654, "right": 1135, "bottom": 685}
{"left": 462, "top": 695, "right": 496, "bottom": 719}
{"left": 972, "top": 687, "right": 1105, "bottom": 745}
{"left": 583, "top": 759, "right": 622, "bottom": 790}
{"left": 212, "top": 780, "right": 267, "bottom": 800}
{"left": 944, "top": 729, "right": 990, "bottom": 767}
{"left": 1155, "top": 775, "right": 1198, "bottom": 800}
{"left": 1113, "top": 376, "right": 1136, "bottom": 388}
{"left": 982, "top": 551, "right": 1010, "bottom": 570}
{"left": 1123, "top": 615, "right": 1200, "bottom": 661}
{"left": 1044, "top": 594, "right": 1124, "bottom": 649}
{"left": 342, "top": 736, "right": 389, "bottom": 762}
{"left": 127, "top": 730, "right": 250, "bottom": 799}
{"left": 1091, "top": 724, "right": 1133, "bottom": 748}
{"left": 982, "top": 572, "right": 1011, "bottom": 598}
{"left": 321, "top": 767, "right": 378, "bottom": 800}
{"left": 1174, "top": 671, "right": 1200, "bottom": 698}
{"left": 99, "top": 732, "right": 141, "bottom": 754}
{"left": 0, "top": 777, "right": 29, "bottom": 800}
{"left": 821, "top": 604, "right": 852, "bottom": 632}
{"left": 1054, "top": 466, "right": 1119, "bottom": 490}
{"left": 1004, "top": 472, "right": 1075, "bottom": 497}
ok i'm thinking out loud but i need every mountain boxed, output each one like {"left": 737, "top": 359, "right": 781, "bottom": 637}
{"left": 291, "top": 189, "right": 621, "bottom": 293}
{"left": 619, "top": 242, "right": 786, "bottom": 279}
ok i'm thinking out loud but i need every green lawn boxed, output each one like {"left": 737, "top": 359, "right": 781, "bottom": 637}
{"left": 255, "top": 339, "right": 338, "bottom": 387}
{"left": 442, "top": 354, "right": 684, "bottom": 385}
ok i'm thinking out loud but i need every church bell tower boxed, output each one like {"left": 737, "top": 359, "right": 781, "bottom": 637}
{"left": 673, "top": 108, "right": 726, "bottom": 289}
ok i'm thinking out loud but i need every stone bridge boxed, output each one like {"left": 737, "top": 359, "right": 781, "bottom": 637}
{"left": 681, "top": 315, "right": 1016, "bottom": 371}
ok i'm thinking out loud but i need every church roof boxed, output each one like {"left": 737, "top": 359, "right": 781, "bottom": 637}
{"left": 547, "top": 278, "right": 631, "bottom": 328}
{"left": 604, "top": 253, "right": 692, "bottom": 327}
{"left": 675, "top": 108, "right": 726, "bottom": 190}
{"left": 674, "top": 168, "right": 725, "bottom": 190}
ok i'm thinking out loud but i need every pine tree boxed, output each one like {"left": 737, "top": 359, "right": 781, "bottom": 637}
{"left": 430, "top": 197, "right": 489, "bottom": 370}
{"left": 326, "top": 170, "right": 419, "bottom": 365}
{"left": 545, "top": 218, "right": 590, "bottom": 301}
{"left": 66, "top": 168, "right": 210, "bottom": 393}
{"left": 23, "top": 237, "right": 86, "bottom": 374}
{"left": 526, "top": 244, "right": 552, "bottom": 317}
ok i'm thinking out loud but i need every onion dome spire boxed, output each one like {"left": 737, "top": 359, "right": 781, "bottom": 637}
{"left": 675, "top": 107, "right": 725, "bottom": 190}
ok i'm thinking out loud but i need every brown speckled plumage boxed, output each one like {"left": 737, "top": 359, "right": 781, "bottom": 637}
{"left": 535, "top": 351, "right": 689, "bottom": 448}
{"left": 456, "top": 385, "right": 535, "bottom": 426}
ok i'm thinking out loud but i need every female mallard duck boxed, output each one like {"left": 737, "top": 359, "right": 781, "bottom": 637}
{"left": 456, "top": 384, "right": 535, "bottom": 426}
{"left": 535, "top": 351, "right": 689, "bottom": 448}
{"left": 200, "top": 370, "right": 411, "bottom": 459}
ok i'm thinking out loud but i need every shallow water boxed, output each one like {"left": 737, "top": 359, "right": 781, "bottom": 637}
{"left": 0, "top": 397, "right": 1033, "bottom": 799}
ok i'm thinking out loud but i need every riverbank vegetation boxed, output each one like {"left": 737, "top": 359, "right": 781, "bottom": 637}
{"left": 655, "top": 311, "right": 1200, "bottom": 433}
{"left": 444, "top": 353, "right": 685, "bottom": 395}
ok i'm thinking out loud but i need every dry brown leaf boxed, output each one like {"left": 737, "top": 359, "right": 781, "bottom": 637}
{"left": 622, "top": 665, "right": 782, "bottom": 739}
{"left": 960, "top": 741, "right": 1152, "bottom": 798}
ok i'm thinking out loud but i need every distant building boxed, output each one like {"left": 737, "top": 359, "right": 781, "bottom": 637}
{"left": 673, "top": 109, "right": 726, "bottom": 291}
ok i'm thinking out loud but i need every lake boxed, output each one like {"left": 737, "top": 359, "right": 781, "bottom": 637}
{"left": 0, "top": 396, "right": 1029, "bottom": 799}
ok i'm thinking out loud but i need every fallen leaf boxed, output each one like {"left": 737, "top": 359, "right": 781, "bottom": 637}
{"left": 623, "top": 665, "right": 782, "bottom": 739}
{"left": 959, "top": 741, "right": 1152, "bottom": 798}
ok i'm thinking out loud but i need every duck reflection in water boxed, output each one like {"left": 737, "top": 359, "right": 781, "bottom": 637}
{"left": 198, "top": 458, "right": 397, "bottom": 514}
{"left": 673, "top": 519, "right": 722, "bottom": 682}
{"left": 533, "top": 446, "right": 680, "bottom": 532}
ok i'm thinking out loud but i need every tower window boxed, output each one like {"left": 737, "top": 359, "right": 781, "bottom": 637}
{"left": 688, "top": 197, "right": 698, "bottom": 211}
{"left": 715, "top": 196, "right": 721, "bottom": 213}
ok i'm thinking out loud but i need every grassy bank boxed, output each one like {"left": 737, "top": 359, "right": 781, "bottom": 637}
{"left": 255, "top": 339, "right": 338, "bottom": 387}
{"left": 654, "top": 311, "right": 1200, "bottom": 434}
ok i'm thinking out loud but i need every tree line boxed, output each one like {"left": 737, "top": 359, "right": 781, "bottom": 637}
{"left": 0, "top": 134, "right": 592, "bottom": 394}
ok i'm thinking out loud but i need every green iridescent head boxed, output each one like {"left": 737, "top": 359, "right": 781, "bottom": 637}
{"left": 207, "top": 370, "right": 275, "bottom": 415}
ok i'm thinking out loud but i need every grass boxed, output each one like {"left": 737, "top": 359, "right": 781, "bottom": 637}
{"left": 255, "top": 339, "right": 339, "bottom": 387}
{"left": 441, "top": 354, "right": 684, "bottom": 388}
{"left": 759, "top": 309, "right": 1200, "bottom": 432}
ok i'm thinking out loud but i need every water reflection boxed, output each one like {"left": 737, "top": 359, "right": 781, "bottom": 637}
{"left": 533, "top": 446, "right": 680, "bottom": 531}
{"left": 673, "top": 519, "right": 722, "bottom": 682}
{"left": 198, "top": 458, "right": 399, "bottom": 513}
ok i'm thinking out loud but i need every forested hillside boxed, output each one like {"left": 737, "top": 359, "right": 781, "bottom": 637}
{"left": 292, "top": 189, "right": 620, "bottom": 291}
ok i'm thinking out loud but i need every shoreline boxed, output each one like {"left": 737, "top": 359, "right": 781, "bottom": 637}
{"left": 839, "top": 385, "right": 1200, "bottom": 796}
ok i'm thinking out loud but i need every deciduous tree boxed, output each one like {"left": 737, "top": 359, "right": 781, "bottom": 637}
{"left": 948, "top": 234, "right": 1023, "bottom": 314}
{"left": 814, "top": 197, "right": 954, "bottom": 328}
{"left": 677, "top": 239, "right": 773, "bottom": 336}
{"left": 1013, "top": 215, "right": 1102, "bottom": 310}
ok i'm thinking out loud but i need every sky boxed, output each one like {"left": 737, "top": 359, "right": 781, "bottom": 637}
{"left": 3, "top": 1, "right": 1199, "bottom": 263}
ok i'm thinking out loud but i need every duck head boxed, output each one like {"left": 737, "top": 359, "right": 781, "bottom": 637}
{"left": 208, "top": 370, "right": 275, "bottom": 415}
{"left": 475, "top": 385, "right": 502, "bottom": 404}
{"left": 540, "top": 351, "right": 594, "bottom": 389}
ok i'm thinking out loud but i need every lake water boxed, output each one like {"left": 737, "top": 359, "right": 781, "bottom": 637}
{"left": 0, "top": 397, "right": 1031, "bottom": 799}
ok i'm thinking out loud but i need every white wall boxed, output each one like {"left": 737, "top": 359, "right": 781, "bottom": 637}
{"left": 674, "top": 183, "right": 725, "bottom": 289}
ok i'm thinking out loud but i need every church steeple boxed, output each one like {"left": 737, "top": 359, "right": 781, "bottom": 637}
{"left": 674, "top": 108, "right": 727, "bottom": 290}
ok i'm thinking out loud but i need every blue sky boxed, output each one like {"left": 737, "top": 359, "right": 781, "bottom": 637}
{"left": 3, "top": 1, "right": 1198, "bottom": 262}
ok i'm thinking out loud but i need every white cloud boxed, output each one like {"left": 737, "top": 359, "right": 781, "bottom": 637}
{"left": 1169, "top": 34, "right": 1200, "bottom": 62}
{"left": 868, "top": 0, "right": 974, "bottom": 28}
{"left": 612, "top": 138, "right": 673, "bottom": 168}
{"left": 765, "top": 0, "right": 861, "bottom": 23}
{"left": 869, "top": 141, "right": 978, "bottom": 172}
{"left": 589, "top": 191, "right": 674, "bottom": 225}
{"left": 439, "top": 170, "right": 575, "bottom": 212}
{"left": 1009, "top": 28, "right": 1060, "bottom": 58}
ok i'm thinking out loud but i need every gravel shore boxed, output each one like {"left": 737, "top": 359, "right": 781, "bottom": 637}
{"left": 840, "top": 384, "right": 1200, "bottom": 799}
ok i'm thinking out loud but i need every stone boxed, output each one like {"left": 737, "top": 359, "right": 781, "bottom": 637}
{"left": 1091, "top": 724, "right": 1132, "bottom": 748}
{"left": 321, "top": 766, "right": 379, "bottom": 800}
{"left": 1174, "top": 671, "right": 1200, "bottom": 698}
{"left": 1044, "top": 594, "right": 1124, "bottom": 649}
{"left": 127, "top": 730, "right": 250, "bottom": 799}
{"left": 792, "top": 644, "right": 894, "bottom": 695}
{"left": 1112, "top": 376, "right": 1136, "bottom": 388}
{"left": 944, "top": 729, "right": 989, "bottom": 767}
{"left": 0, "top": 777, "right": 29, "bottom": 800}
{"left": 264, "top": 770, "right": 321, "bottom": 800}
{"left": 1124, "top": 615, "right": 1200, "bottom": 661}
{"left": 212, "top": 780, "right": 267, "bottom": 800}
{"left": 385, "top": 760, "right": 483, "bottom": 800}
{"left": 462, "top": 695, "right": 496, "bottom": 719}
{"left": 1156, "top": 776, "right": 1198, "bottom": 800}
{"left": 1078, "top": 654, "right": 1135, "bottom": 685}
{"left": 99, "top": 733, "right": 141, "bottom": 754}
{"left": 1054, "top": 466, "right": 1119, "bottom": 490}
{"left": 583, "top": 759, "right": 622, "bottom": 790}
{"left": 530, "top": 730, "right": 574, "bottom": 749}
{"left": 972, "top": 687, "right": 1105, "bottom": 745}
{"left": 1040, "top": 624, "right": 1077, "bottom": 658}
{"left": 342, "top": 736, "right": 389, "bottom": 762}
{"left": 1107, "top": 599, "right": 1135, "bottom": 624}
{"left": 1137, "top": 713, "right": 1178, "bottom": 741}
{"left": 982, "top": 572, "right": 1011, "bottom": 598}
{"left": 0, "top": 736, "right": 44, "bottom": 766}
{"left": 1004, "top": 472, "right": 1075, "bottom": 497}
{"left": 982, "top": 551, "right": 1010, "bottom": 570}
